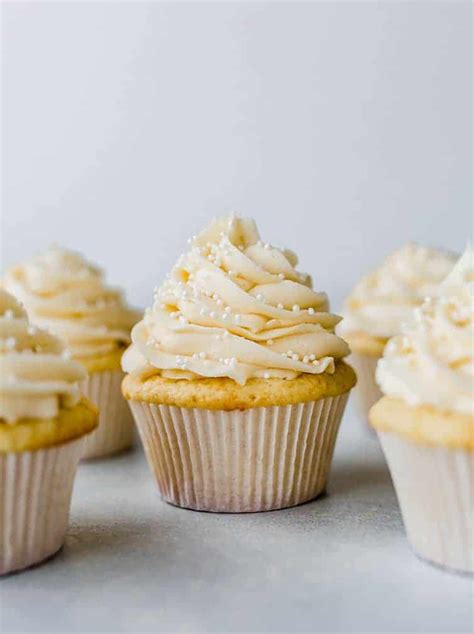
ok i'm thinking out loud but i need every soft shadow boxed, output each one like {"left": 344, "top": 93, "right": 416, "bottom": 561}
{"left": 330, "top": 459, "right": 393, "bottom": 497}
{"left": 52, "top": 516, "right": 170, "bottom": 580}
{"left": 80, "top": 442, "right": 142, "bottom": 465}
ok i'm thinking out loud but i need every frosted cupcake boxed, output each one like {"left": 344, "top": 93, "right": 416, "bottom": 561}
{"left": 0, "top": 290, "right": 97, "bottom": 575}
{"left": 341, "top": 243, "right": 456, "bottom": 422}
{"left": 122, "top": 216, "right": 356, "bottom": 512}
{"left": 4, "top": 246, "right": 139, "bottom": 459}
{"left": 370, "top": 247, "right": 473, "bottom": 573}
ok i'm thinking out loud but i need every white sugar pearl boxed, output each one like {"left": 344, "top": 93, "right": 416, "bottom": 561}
{"left": 308, "top": 307, "right": 315, "bottom": 315}
{"left": 292, "top": 304, "right": 300, "bottom": 312}
{"left": 5, "top": 337, "right": 16, "bottom": 350}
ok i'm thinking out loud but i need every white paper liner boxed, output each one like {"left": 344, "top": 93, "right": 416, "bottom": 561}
{"left": 349, "top": 352, "right": 382, "bottom": 425}
{"left": 378, "top": 431, "right": 474, "bottom": 573}
{"left": 80, "top": 369, "right": 134, "bottom": 459}
{"left": 129, "top": 392, "right": 349, "bottom": 513}
{"left": 0, "top": 436, "right": 84, "bottom": 575}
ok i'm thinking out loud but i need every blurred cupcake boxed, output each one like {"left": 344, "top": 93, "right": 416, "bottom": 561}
{"left": 4, "top": 246, "right": 139, "bottom": 459}
{"left": 341, "top": 243, "right": 456, "bottom": 423}
{"left": 0, "top": 290, "right": 97, "bottom": 575}
{"left": 122, "top": 215, "right": 356, "bottom": 512}
{"left": 370, "top": 247, "right": 473, "bottom": 573}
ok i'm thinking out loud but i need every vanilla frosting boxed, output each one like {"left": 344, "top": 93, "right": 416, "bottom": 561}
{"left": 376, "top": 247, "right": 474, "bottom": 416}
{"left": 341, "top": 243, "right": 457, "bottom": 339}
{"left": 122, "top": 216, "right": 350, "bottom": 385}
{"left": 3, "top": 246, "right": 139, "bottom": 361}
{"left": 0, "top": 289, "right": 87, "bottom": 423}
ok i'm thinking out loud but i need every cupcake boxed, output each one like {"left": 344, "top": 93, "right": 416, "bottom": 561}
{"left": 341, "top": 243, "right": 456, "bottom": 423}
{"left": 3, "top": 246, "right": 139, "bottom": 459}
{"left": 122, "top": 215, "right": 356, "bottom": 512}
{"left": 369, "top": 247, "right": 473, "bottom": 573}
{"left": 0, "top": 290, "right": 97, "bottom": 575}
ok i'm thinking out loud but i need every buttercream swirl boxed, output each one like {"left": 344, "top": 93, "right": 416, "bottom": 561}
{"left": 122, "top": 216, "right": 350, "bottom": 385}
{"left": 376, "top": 247, "right": 474, "bottom": 416}
{"left": 341, "top": 243, "right": 457, "bottom": 339}
{"left": 3, "top": 245, "right": 139, "bottom": 361}
{"left": 0, "top": 289, "right": 87, "bottom": 423}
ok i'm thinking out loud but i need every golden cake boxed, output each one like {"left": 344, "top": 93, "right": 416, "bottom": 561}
{"left": 123, "top": 215, "right": 356, "bottom": 512}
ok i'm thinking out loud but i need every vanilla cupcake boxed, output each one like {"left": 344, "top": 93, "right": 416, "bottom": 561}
{"left": 341, "top": 244, "right": 456, "bottom": 423}
{"left": 122, "top": 216, "right": 356, "bottom": 512}
{"left": 370, "top": 248, "right": 473, "bottom": 573}
{"left": 4, "top": 246, "right": 139, "bottom": 459}
{"left": 0, "top": 290, "right": 97, "bottom": 574}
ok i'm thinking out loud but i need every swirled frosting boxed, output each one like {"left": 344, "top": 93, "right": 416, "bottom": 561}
{"left": 122, "top": 216, "right": 350, "bottom": 385}
{"left": 3, "top": 246, "right": 139, "bottom": 361}
{"left": 341, "top": 243, "right": 457, "bottom": 339}
{"left": 0, "top": 289, "right": 87, "bottom": 423}
{"left": 376, "top": 247, "right": 474, "bottom": 416}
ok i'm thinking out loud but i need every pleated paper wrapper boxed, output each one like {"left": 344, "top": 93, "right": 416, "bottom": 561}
{"left": 378, "top": 431, "right": 474, "bottom": 574}
{"left": 349, "top": 352, "right": 382, "bottom": 425}
{"left": 81, "top": 369, "right": 134, "bottom": 459}
{"left": 0, "top": 436, "right": 84, "bottom": 575}
{"left": 129, "top": 392, "right": 349, "bottom": 513}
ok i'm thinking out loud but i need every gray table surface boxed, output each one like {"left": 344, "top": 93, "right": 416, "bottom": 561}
{"left": 1, "top": 401, "right": 473, "bottom": 634}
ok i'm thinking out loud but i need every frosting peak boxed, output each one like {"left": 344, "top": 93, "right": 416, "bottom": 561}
{"left": 122, "top": 215, "right": 350, "bottom": 385}
{"left": 342, "top": 243, "right": 457, "bottom": 339}
{"left": 0, "top": 289, "right": 87, "bottom": 423}
{"left": 376, "top": 246, "right": 474, "bottom": 416}
{"left": 3, "top": 245, "right": 139, "bottom": 361}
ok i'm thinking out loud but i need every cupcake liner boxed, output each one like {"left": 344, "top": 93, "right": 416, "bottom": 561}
{"left": 0, "top": 436, "right": 84, "bottom": 575}
{"left": 80, "top": 369, "right": 134, "bottom": 459}
{"left": 129, "top": 393, "right": 349, "bottom": 513}
{"left": 378, "top": 431, "right": 474, "bottom": 573}
{"left": 349, "top": 352, "right": 382, "bottom": 424}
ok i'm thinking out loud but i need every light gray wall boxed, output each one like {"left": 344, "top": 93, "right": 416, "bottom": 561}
{"left": 1, "top": 1, "right": 472, "bottom": 311}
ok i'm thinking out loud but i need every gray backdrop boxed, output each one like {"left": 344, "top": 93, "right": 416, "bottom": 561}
{"left": 2, "top": 1, "right": 472, "bottom": 310}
